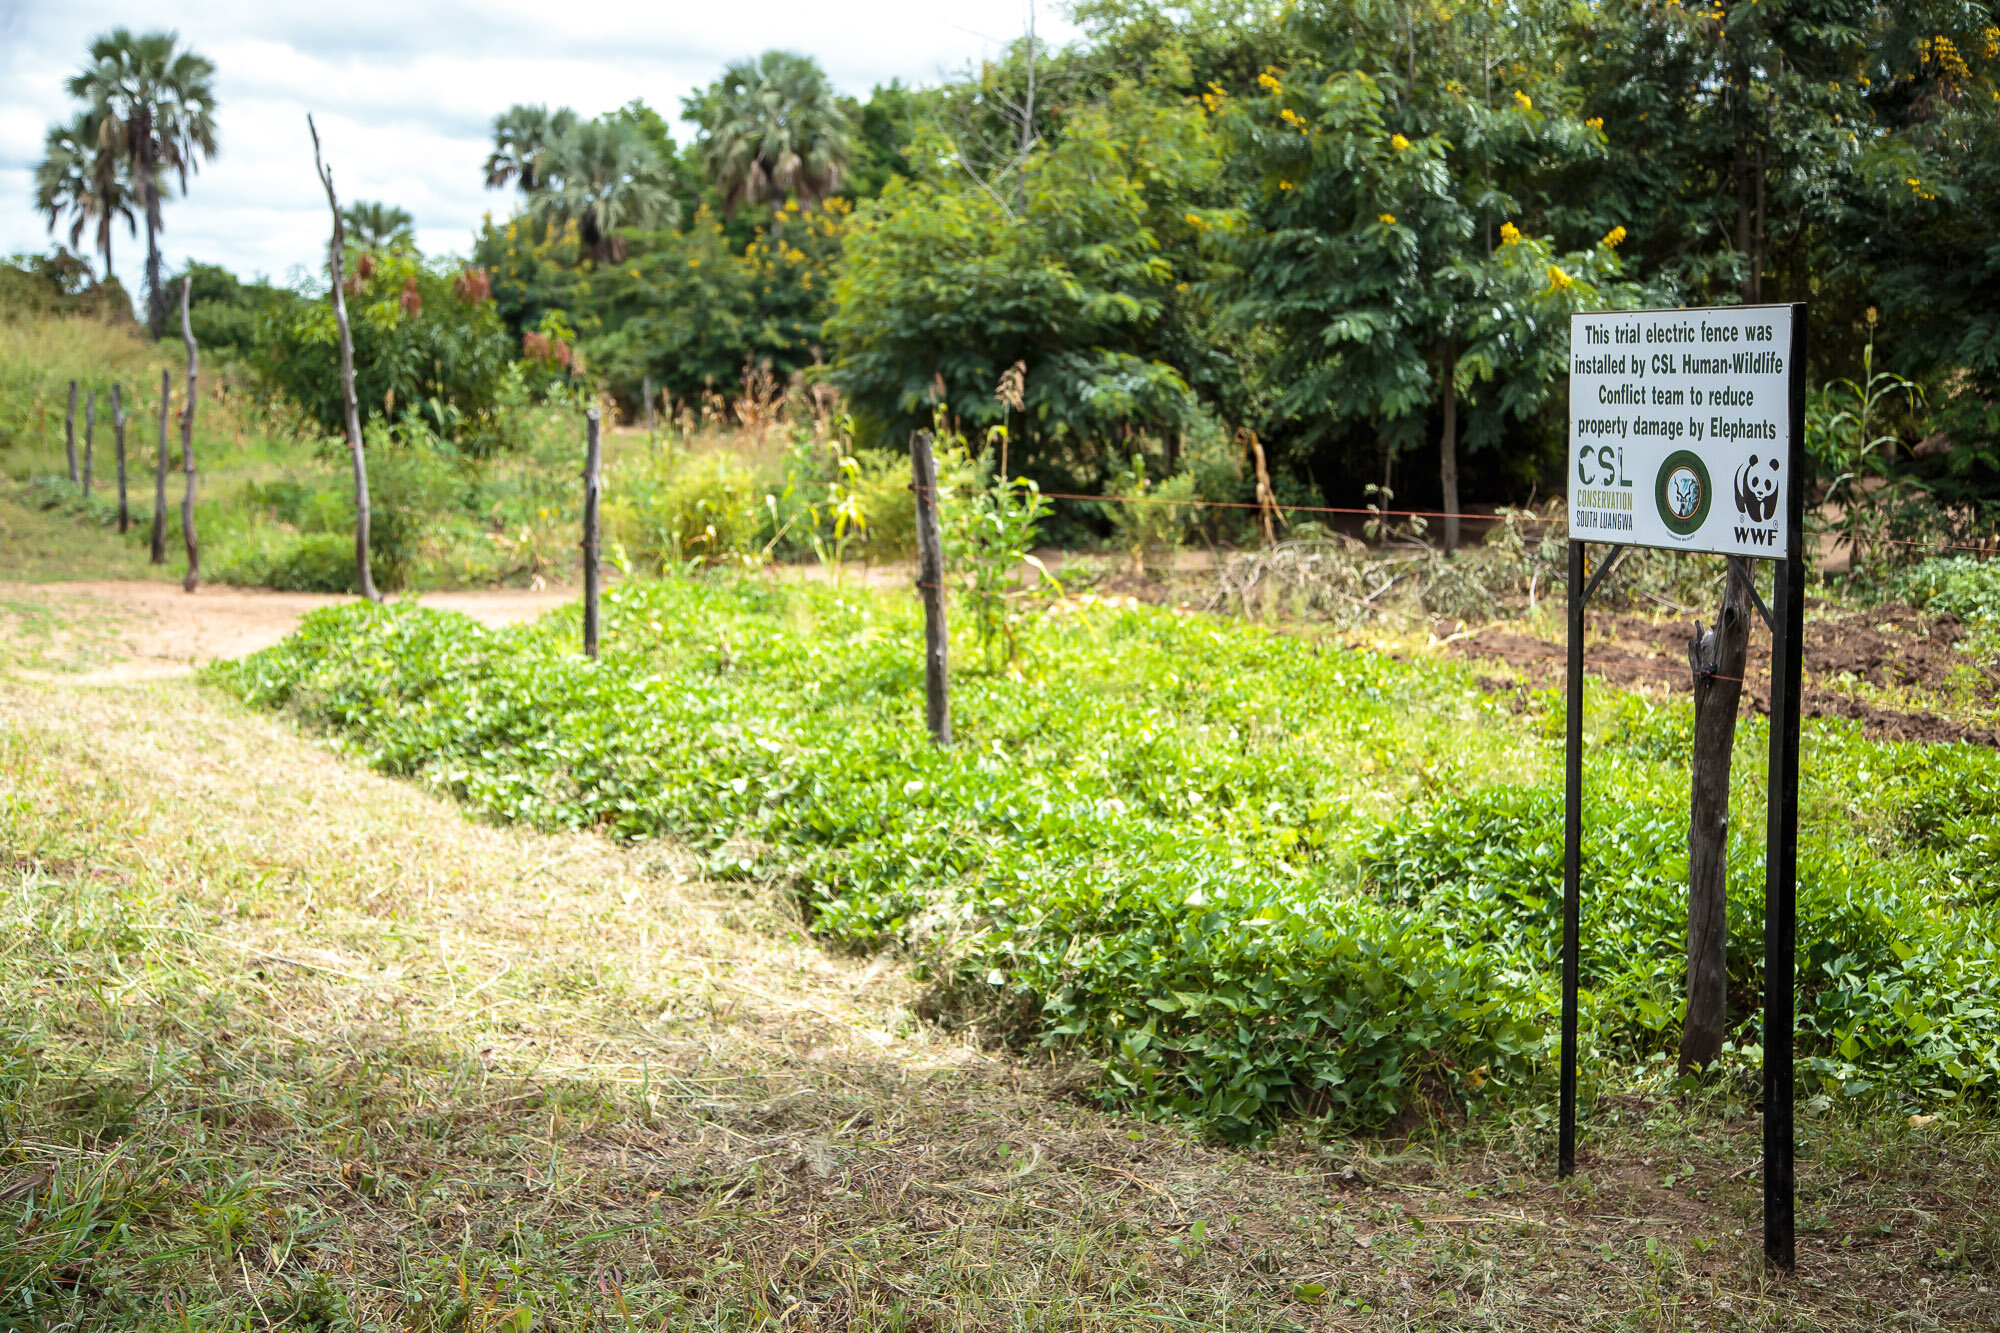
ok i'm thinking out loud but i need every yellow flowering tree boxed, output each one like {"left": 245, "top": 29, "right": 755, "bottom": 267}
{"left": 1223, "top": 1, "right": 1637, "bottom": 552}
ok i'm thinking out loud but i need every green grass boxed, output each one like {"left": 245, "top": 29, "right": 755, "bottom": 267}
{"left": 211, "top": 575, "right": 2000, "bottom": 1145}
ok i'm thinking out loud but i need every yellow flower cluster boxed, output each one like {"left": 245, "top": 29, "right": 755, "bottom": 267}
{"left": 1547, "top": 265, "right": 1574, "bottom": 290}
{"left": 1184, "top": 211, "right": 1207, "bottom": 230}
{"left": 1601, "top": 225, "right": 1627, "bottom": 249}
{"left": 1201, "top": 81, "right": 1229, "bottom": 113}
{"left": 1258, "top": 69, "right": 1284, "bottom": 93}
{"left": 1986, "top": 27, "right": 2000, "bottom": 59}
{"left": 1278, "top": 180, "right": 1295, "bottom": 191}
{"left": 1279, "top": 107, "right": 1310, "bottom": 133}
{"left": 1391, "top": 133, "right": 1411, "bottom": 151}
{"left": 1585, "top": 117, "right": 1604, "bottom": 131}
{"left": 1513, "top": 90, "right": 1533, "bottom": 112}
{"left": 1917, "top": 35, "right": 1971, "bottom": 82}
{"left": 1379, "top": 213, "right": 1397, "bottom": 225}
{"left": 1906, "top": 176, "right": 1938, "bottom": 201}
{"left": 1499, "top": 221, "right": 1522, "bottom": 246}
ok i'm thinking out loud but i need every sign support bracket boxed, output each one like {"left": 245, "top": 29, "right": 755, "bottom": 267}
{"left": 1728, "top": 556, "right": 1776, "bottom": 635}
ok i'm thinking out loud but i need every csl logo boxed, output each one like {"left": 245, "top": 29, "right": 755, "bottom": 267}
{"left": 1654, "top": 449, "right": 1712, "bottom": 538}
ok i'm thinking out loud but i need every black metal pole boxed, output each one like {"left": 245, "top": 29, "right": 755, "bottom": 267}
{"left": 1561, "top": 537, "right": 1585, "bottom": 1178}
{"left": 1763, "top": 304, "right": 1808, "bottom": 1271}
{"left": 582, "top": 408, "right": 601, "bottom": 659}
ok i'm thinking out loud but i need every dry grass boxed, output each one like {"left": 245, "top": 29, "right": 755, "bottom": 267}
{"left": 1, "top": 651, "right": 1998, "bottom": 1328}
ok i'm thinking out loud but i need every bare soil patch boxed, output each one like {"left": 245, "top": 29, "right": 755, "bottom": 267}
{"left": 1453, "top": 602, "right": 2000, "bottom": 747}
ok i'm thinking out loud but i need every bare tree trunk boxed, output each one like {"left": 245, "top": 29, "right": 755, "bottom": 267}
{"left": 144, "top": 131, "right": 166, "bottom": 341}
{"left": 83, "top": 391, "right": 95, "bottom": 498}
{"left": 1735, "top": 142, "right": 1754, "bottom": 304}
{"left": 910, "top": 430, "right": 950, "bottom": 745}
{"left": 179, "top": 278, "right": 200, "bottom": 592}
{"left": 1751, "top": 141, "right": 1767, "bottom": 304}
{"left": 1681, "top": 564, "right": 1754, "bottom": 1072}
{"left": 582, "top": 408, "right": 602, "bottom": 658}
{"left": 112, "top": 384, "right": 128, "bottom": 533}
{"left": 65, "top": 381, "right": 78, "bottom": 483}
{"left": 151, "top": 369, "right": 169, "bottom": 564}
{"left": 1439, "top": 343, "right": 1461, "bottom": 555}
{"left": 1248, "top": 430, "right": 1278, "bottom": 547}
{"left": 312, "top": 114, "right": 381, "bottom": 602}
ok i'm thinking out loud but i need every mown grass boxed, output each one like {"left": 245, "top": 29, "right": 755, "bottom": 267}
{"left": 3, "top": 631, "right": 2000, "bottom": 1328}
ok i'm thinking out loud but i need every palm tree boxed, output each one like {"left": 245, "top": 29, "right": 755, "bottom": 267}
{"left": 484, "top": 104, "right": 578, "bottom": 192}
{"left": 527, "top": 119, "right": 678, "bottom": 264}
{"left": 67, "top": 28, "right": 218, "bottom": 339}
{"left": 686, "top": 51, "right": 854, "bottom": 213}
{"left": 33, "top": 110, "right": 137, "bottom": 283}
{"left": 342, "top": 201, "right": 416, "bottom": 252}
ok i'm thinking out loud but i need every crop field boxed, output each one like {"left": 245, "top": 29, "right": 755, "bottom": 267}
{"left": 0, "top": 574, "right": 1995, "bottom": 1329}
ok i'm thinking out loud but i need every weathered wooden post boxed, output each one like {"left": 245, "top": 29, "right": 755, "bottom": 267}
{"left": 311, "top": 113, "right": 380, "bottom": 603}
{"left": 179, "top": 277, "right": 200, "bottom": 592}
{"left": 83, "top": 390, "right": 96, "bottom": 498}
{"left": 582, "top": 408, "right": 602, "bottom": 658}
{"left": 112, "top": 384, "right": 128, "bottom": 533}
{"left": 65, "top": 381, "right": 78, "bottom": 483}
{"left": 642, "top": 374, "right": 655, "bottom": 432}
{"left": 151, "top": 370, "right": 170, "bottom": 564}
{"left": 909, "top": 430, "right": 950, "bottom": 744}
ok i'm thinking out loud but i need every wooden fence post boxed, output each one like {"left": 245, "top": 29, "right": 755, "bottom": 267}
{"left": 582, "top": 408, "right": 601, "bottom": 658}
{"left": 65, "top": 381, "right": 77, "bottom": 483}
{"left": 151, "top": 370, "right": 169, "bottom": 564}
{"left": 311, "top": 114, "right": 380, "bottom": 603}
{"left": 179, "top": 277, "right": 200, "bottom": 592}
{"left": 642, "top": 374, "right": 655, "bottom": 433}
{"left": 909, "top": 429, "right": 950, "bottom": 745}
{"left": 112, "top": 384, "right": 128, "bottom": 533}
{"left": 83, "top": 390, "right": 97, "bottom": 498}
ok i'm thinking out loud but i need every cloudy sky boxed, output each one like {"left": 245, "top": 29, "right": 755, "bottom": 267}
{"left": 0, "top": 0, "right": 1079, "bottom": 290}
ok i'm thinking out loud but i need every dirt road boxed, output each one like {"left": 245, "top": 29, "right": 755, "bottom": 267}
{"left": 0, "top": 579, "right": 573, "bottom": 681}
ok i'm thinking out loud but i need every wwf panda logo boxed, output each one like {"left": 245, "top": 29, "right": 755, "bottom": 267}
{"left": 1733, "top": 454, "right": 1780, "bottom": 523}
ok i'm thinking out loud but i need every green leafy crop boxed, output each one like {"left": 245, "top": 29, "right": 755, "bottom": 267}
{"left": 213, "top": 578, "right": 2000, "bottom": 1139}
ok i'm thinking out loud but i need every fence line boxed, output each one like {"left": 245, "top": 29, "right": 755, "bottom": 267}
{"left": 918, "top": 483, "right": 2000, "bottom": 559}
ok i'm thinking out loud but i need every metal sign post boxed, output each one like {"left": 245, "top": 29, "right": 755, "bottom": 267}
{"left": 1561, "top": 303, "right": 1807, "bottom": 1272}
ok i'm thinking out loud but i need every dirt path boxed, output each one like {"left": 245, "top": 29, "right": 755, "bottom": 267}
{"left": 0, "top": 579, "right": 574, "bottom": 681}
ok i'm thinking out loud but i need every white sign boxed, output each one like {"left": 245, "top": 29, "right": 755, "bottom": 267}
{"left": 1568, "top": 305, "right": 1794, "bottom": 558}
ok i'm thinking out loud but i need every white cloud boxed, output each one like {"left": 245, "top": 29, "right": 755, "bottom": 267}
{"left": 1, "top": 0, "right": 1077, "bottom": 290}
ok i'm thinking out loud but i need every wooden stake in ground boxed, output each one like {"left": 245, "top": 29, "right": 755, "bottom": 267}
{"left": 82, "top": 389, "right": 96, "bottom": 498}
{"left": 112, "top": 383, "right": 128, "bottom": 533}
{"left": 582, "top": 407, "right": 602, "bottom": 658}
{"left": 909, "top": 429, "right": 950, "bottom": 745}
{"left": 642, "top": 375, "right": 655, "bottom": 433}
{"left": 65, "top": 381, "right": 77, "bottom": 483}
{"left": 179, "top": 278, "right": 200, "bottom": 592}
{"left": 1438, "top": 341, "right": 1461, "bottom": 556}
{"left": 1681, "top": 563, "right": 1754, "bottom": 1072}
{"left": 1245, "top": 429, "right": 1278, "bottom": 548}
{"left": 151, "top": 369, "right": 169, "bottom": 564}
{"left": 310, "top": 113, "right": 380, "bottom": 603}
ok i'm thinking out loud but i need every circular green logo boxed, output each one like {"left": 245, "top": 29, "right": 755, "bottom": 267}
{"left": 1654, "top": 449, "right": 1712, "bottom": 538}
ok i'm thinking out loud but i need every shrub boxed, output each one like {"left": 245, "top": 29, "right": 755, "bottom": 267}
{"left": 1895, "top": 555, "right": 2000, "bottom": 622}
{"left": 252, "top": 253, "right": 513, "bottom": 450}
{"left": 608, "top": 448, "right": 775, "bottom": 569}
